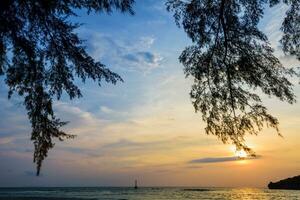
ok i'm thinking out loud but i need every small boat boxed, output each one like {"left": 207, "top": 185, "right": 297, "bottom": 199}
{"left": 134, "top": 179, "right": 138, "bottom": 189}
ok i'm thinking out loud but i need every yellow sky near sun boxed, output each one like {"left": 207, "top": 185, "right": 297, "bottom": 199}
{"left": 49, "top": 75, "right": 300, "bottom": 187}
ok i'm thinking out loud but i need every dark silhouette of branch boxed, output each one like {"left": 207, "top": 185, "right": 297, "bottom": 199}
{"left": 0, "top": 0, "right": 134, "bottom": 175}
{"left": 166, "top": 0, "right": 299, "bottom": 153}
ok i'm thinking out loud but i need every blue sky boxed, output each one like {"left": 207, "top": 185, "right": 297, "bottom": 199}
{"left": 0, "top": 1, "right": 300, "bottom": 187}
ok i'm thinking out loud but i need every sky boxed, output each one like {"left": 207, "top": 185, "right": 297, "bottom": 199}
{"left": 0, "top": 1, "right": 299, "bottom": 188}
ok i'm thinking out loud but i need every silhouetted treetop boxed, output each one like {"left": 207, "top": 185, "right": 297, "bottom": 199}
{"left": 0, "top": 0, "right": 134, "bottom": 175}
{"left": 166, "top": 0, "right": 299, "bottom": 153}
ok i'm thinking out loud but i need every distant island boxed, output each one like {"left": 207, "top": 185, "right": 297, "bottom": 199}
{"left": 268, "top": 175, "right": 300, "bottom": 190}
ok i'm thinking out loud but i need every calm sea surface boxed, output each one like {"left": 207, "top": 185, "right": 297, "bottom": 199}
{"left": 0, "top": 187, "right": 299, "bottom": 200}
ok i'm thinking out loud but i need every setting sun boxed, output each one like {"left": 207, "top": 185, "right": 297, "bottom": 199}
{"left": 235, "top": 150, "right": 248, "bottom": 158}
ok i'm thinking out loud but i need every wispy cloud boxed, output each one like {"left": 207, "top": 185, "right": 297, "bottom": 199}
{"left": 123, "top": 51, "right": 162, "bottom": 69}
{"left": 0, "top": 137, "right": 14, "bottom": 145}
{"left": 138, "top": 36, "right": 155, "bottom": 48}
{"left": 189, "top": 156, "right": 261, "bottom": 164}
{"left": 83, "top": 31, "right": 163, "bottom": 72}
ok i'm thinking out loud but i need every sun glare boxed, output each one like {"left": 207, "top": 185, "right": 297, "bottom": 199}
{"left": 235, "top": 150, "right": 248, "bottom": 158}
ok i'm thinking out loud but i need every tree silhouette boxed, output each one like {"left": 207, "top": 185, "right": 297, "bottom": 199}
{"left": 0, "top": 0, "right": 134, "bottom": 175}
{"left": 166, "top": 0, "right": 299, "bottom": 154}
{"left": 0, "top": 0, "right": 299, "bottom": 175}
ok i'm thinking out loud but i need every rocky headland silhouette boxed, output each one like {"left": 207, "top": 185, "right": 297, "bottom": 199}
{"left": 268, "top": 175, "right": 300, "bottom": 190}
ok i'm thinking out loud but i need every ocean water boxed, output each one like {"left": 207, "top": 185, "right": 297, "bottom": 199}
{"left": 0, "top": 187, "right": 299, "bottom": 200}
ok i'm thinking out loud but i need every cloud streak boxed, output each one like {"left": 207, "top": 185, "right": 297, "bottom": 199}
{"left": 123, "top": 51, "right": 162, "bottom": 69}
{"left": 189, "top": 156, "right": 261, "bottom": 164}
{"left": 84, "top": 31, "right": 163, "bottom": 72}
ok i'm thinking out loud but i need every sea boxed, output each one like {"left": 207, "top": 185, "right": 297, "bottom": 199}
{"left": 0, "top": 187, "right": 299, "bottom": 200}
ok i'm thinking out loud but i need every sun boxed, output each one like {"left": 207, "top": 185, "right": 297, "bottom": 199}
{"left": 235, "top": 149, "right": 248, "bottom": 158}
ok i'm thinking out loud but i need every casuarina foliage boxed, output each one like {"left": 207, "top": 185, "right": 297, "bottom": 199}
{"left": 166, "top": 0, "right": 299, "bottom": 154}
{"left": 0, "top": 0, "right": 134, "bottom": 175}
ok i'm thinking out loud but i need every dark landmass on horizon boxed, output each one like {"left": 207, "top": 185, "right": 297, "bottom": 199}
{"left": 268, "top": 175, "right": 300, "bottom": 190}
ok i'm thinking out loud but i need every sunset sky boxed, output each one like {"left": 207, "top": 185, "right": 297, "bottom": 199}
{"left": 0, "top": 0, "right": 299, "bottom": 187}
